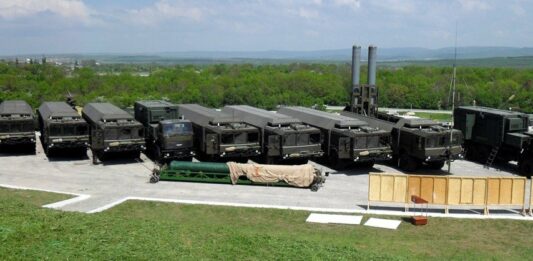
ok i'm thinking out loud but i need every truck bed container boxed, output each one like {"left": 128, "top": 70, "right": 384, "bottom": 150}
{"left": 178, "top": 104, "right": 261, "bottom": 161}
{"left": 279, "top": 106, "right": 392, "bottom": 167}
{"left": 37, "top": 101, "right": 89, "bottom": 155}
{"left": 223, "top": 105, "right": 323, "bottom": 164}
{"left": 82, "top": 103, "right": 145, "bottom": 164}
{"left": 0, "top": 100, "right": 36, "bottom": 150}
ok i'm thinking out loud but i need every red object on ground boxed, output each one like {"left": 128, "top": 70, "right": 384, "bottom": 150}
{"left": 411, "top": 216, "right": 428, "bottom": 225}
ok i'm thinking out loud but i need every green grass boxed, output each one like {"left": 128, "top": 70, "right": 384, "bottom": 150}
{"left": 1, "top": 188, "right": 532, "bottom": 260}
{"left": 412, "top": 112, "right": 452, "bottom": 122}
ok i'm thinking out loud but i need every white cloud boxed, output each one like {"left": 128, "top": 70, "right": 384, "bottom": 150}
{"left": 370, "top": 0, "right": 416, "bottom": 14}
{"left": 458, "top": 0, "right": 490, "bottom": 11}
{"left": 298, "top": 8, "right": 319, "bottom": 19}
{"left": 332, "top": 0, "right": 361, "bottom": 10}
{"left": 0, "top": 0, "right": 90, "bottom": 21}
{"left": 127, "top": 0, "right": 205, "bottom": 26}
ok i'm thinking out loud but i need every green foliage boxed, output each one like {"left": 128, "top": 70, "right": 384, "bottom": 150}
{"left": 0, "top": 62, "right": 532, "bottom": 112}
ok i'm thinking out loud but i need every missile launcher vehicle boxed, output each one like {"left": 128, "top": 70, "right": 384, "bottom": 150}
{"left": 37, "top": 101, "right": 89, "bottom": 155}
{"left": 82, "top": 103, "right": 146, "bottom": 164}
{"left": 0, "top": 100, "right": 36, "bottom": 151}
{"left": 343, "top": 46, "right": 463, "bottom": 171}
{"left": 177, "top": 104, "right": 261, "bottom": 161}
{"left": 278, "top": 106, "right": 392, "bottom": 168}
{"left": 222, "top": 105, "right": 323, "bottom": 164}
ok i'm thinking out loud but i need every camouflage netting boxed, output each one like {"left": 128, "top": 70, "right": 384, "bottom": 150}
{"left": 227, "top": 162, "right": 316, "bottom": 187}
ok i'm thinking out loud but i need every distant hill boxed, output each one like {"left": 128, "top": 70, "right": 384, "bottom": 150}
{"left": 4, "top": 46, "right": 533, "bottom": 67}
{"left": 157, "top": 46, "right": 533, "bottom": 61}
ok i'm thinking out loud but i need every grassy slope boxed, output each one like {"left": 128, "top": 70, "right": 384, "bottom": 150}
{"left": 1, "top": 188, "right": 532, "bottom": 260}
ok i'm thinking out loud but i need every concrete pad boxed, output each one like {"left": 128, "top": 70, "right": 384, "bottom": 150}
{"left": 306, "top": 213, "right": 363, "bottom": 225}
{"left": 364, "top": 218, "right": 402, "bottom": 230}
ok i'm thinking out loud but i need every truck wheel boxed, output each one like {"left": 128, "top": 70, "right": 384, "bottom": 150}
{"left": 428, "top": 161, "right": 445, "bottom": 170}
{"left": 519, "top": 160, "right": 532, "bottom": 178}
{"left": 399, "top": 153, "right": 418, "bottom": 172}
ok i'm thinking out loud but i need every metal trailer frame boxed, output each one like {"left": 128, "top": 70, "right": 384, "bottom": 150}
{"left": 279, "top": 106, "right": 392, "bottom": 165}
{"left": 177, "top": 104, "right": 261, "bottom": 159}
{"left": 222, "top": 105, "right": 324, "bottom": 163}
{"left": 37, "top": 101, "right": 89, "bottom": 153}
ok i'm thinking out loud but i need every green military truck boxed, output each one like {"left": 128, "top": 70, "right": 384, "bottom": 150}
{"left": 37, "top": 102, "right": 89, "bottom": 156}
{"left": 0, "top": 100, "right": 36, "bottom": 152}
{"left": 222, "top": 105, "right": 324, "bottom": 164}
{"left": 134, "top": 100, "right": 194, "bottom": 163}
{"left": 82, "top": 103, "right": 146, "bottom": 164}
{"left": 454, "top": 106, "right": 533, "bottom": 176}
{"left": 177, "top": 104, "right": 261, "bottom": 161}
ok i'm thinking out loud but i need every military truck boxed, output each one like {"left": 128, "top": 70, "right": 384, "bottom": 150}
{"left": 528, "top": 114, "right": 533, "bottom": 132}
{"left": 134, "top": 100, "right": 194, "bottom": 162}
{"left": 279, "top": 106, "right": 392, "bottom": 168}
{"left": 0, "top": 100, "right": 36, "bottom": 152}
{"left": 222, "top": 105, "right": 324, "bottom": 164}
{"left": 343, "top": 45, "right": 463, "bottom": 171}
{"left": 454, "top": 106, "right": 533, "bottom": 176}
{"left": 82, "top": 103, "right": 146, "bottom": 164}
{"left": 177, "top": 104, "right": 261, "bottom": 161}
{"left": 37, "top": 102, "right": 89, "bottom": 155}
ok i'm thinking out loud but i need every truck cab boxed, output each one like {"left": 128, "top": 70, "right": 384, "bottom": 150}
{"left": 134, "top": 101, "right": 195, "bottom": 162}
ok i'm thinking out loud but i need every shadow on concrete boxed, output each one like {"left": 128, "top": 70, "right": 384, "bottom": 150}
{"left": 46, "top": 148, "right": 89, "bottom": 162}
{"left": 0, "top": 144, "right": 36, "bottom": 156}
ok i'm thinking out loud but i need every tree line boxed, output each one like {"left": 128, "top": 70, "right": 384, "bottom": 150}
{"left": 0, "top": 61, "right": 532, "bottom": 112}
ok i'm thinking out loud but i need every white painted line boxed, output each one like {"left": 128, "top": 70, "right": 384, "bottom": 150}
{"left": 87, "top": 198, "right": 129, "bottom": 214}
{"left": 306, "top": 213, "right": 363, "bottom": 225}
{"left": 0, "top": 183, "right": 92, "bottom": 210}
{"left": 43, "top": 195, "right": 91, "bottom": 209}
{"left": 364, "top": 218, "right": 402, "bottom": 230}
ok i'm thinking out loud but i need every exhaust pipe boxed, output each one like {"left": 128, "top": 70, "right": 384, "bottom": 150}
{"left": 368, "top": 45, "right": 377, "bottom": 85}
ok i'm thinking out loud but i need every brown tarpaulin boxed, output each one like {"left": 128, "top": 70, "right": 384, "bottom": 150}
{"left": 227, "top": 162, "right": 316, "bottom": 187}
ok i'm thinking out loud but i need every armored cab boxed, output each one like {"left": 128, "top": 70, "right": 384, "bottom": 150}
{"left": 343, "top": 45, "right": 463, "bottom": 171}
{"left": 279, "top": 106, "right": 392, "bottom": 168}
{"left": 134, "top": 100, "right": 194, "bottom": 162}
{"left": 0, "top": 100, "right": 36, "bottom": 151}
{"left": 454, "top": 106, "right": 533, "bottom": 176}
{"left": 37, "top": 102, "right": 89, "bottom": 155}
{"left": 177, "top": 104, "right": 261, "bottom": 161}
{"left": 222, "top": 105, "right": 324, "bottom": 164}
{"left": 82, "top": 103, "right": 145, "bottom": 164}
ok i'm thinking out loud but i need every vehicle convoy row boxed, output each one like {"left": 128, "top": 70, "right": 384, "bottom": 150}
{"left": 0, "top": 46, "right": 531, "bottom": 176}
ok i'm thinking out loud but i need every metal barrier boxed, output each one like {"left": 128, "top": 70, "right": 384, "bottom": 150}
{"left": 486, "top": 177, "right": 526, "bottom": 214}
{"left": 368, "top": 173, "right": 408, "bottom": 210}
{"left": 367, "top": 173, "right": 528, "bottom": 215}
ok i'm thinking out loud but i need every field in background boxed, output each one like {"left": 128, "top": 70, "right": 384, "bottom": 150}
{"left": 1, "top": 188, "right": 532, "bottom": 260}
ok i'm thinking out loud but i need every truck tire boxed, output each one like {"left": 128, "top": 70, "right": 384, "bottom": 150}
{"left": 428, "top": 161, "right": 445, "bottom": 170}
{"left": 399, "top": 153, "right": 418, "bottom": 172}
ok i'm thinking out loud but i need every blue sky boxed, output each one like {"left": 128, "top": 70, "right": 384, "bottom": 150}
{"left": 0, "top": 0, "right": 531, "bottom": 55}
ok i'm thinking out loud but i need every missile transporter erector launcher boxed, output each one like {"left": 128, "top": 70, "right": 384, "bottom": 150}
{"left": 37, "top": 102, "right": 89, "bottom": 155}
{"left": 0, "top": 100, "right": 36, "bottom": 151}
{"left": 343, "top": 45, "right": 463, "bottom": 171}
{"left": 278, "top": 106, "right": 392, "bottom": 168}
{"left": 454, "top": 106, "right": 533, "bottom": 176}
{"left": 222, "top": 105, "right": 324, "bottom": 164}
{"left": 134, "top": 101, "right": 194, "bottom": 163}
{"left": 177, "top": 104, "right": 261, "bottom": 161}
{"left": 82, "top": 103, "right": 146, "bottom": 164}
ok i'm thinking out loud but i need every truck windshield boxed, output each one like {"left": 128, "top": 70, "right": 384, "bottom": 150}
{"left": 162, "top": 122, "right": 192, "bottom": 136}
{"left": 50, "top": 124, "right": 88, "bottom": 136}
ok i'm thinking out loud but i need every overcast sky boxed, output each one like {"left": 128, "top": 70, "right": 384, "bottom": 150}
{"left": 0, "top": 0, "right": 531, "bottom": 55}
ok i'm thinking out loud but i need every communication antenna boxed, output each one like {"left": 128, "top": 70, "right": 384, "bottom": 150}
{"left": 447, "top": 22, "right": 458, "bottom": 174}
